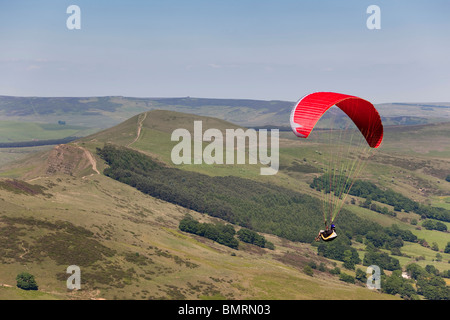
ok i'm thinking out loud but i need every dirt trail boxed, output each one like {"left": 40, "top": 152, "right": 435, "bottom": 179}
{"left": 73, "top": 145, "right": 100, "bottom": 177}
{"left": 128, "top": 112, "right": 147, "bottom": 147}
{"left": 79, "top": 147, "right": 100, "bottom": 175}
{"left": 19, "top": 241, "right": 29, "bottom": 259}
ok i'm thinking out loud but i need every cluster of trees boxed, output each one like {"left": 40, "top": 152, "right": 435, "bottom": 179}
{"left": 319, "top": 238, "right": 450, "bottom": 299}
{"left": 237, "top": 228, "right": 274, "bottom": 250}
{"left": 317, "top": 236, "right": 361, "bottom": 270}
{"left": 310, "top": 174, "right": 450, "bottom": 222}
{"left": 381, "top": 270, "right": 417, "bottom": 299}
{"left": 331, "top": 264, "right": 449, "bottom": 300}
{"left": 422, "top": 219, "right": 448, "bottom": 232}
{"left": 363, "top": 249, "right": 401, "bottom": 271}
{"left": 415, "top": 205, "right": 450, "bottom": 223}
{"left": 327, "top": 267, "right": 415, "bottom": 298}
{"left": 445, "top": 242, "right": 450, "bottom": 254}
{"left": 310, "top": 174, "right": 416, "bottom": 212}
{"left": 179, "top": 215, "right": 273, "bottom": 250}
{"left": 403, "top": 263, "right": 450, "bottom": 300}
{"left": 339, "top": 272, "right": 356, "bottom": 284}
{"left": 16, "top": 272, "right": 38, "bottom": 290}
{"left": 363, "top": 224, "right": 417, "bottom": 250}
{"left": 179, "top": 215, "right": 239, "bottom": 249}
{"left": 359, "top": 197, "right": 396, "bottom": 217}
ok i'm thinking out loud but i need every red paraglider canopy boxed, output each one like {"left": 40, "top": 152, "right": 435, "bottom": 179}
{"left": 290, "top": 92, "right": 383, "bottom": 148}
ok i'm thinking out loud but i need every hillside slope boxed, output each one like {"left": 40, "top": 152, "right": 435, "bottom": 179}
{"left": 0, "top": 110, "right": 401, "bottom": 300}
{"left": 0, "top": 172, "right": 395, "bottom": 300}
{"left": 1, "top": 109, "right": 449, "bottom": 300}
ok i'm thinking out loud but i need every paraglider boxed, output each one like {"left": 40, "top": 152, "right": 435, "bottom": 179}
{"left": 290, "top": 92, "right": 383, "bottom": 148}
{"left": 315, "top": 224, "right": 337, "bottom": 242}
{"left": 290, "top": 92, "right": 384, "bottom": 240}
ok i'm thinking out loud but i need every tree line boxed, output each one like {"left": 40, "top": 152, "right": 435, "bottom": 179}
{"left": 179, "top": 215, "right": 239, "bottom": 249}
{"left": 179, "top": 215, "right": 274, "bottom": 250}
{"left": 310, "top": 173, "right": 450, "bottom": 222}
{"left": 422, "top": 219, "right": 448, "bottom": 232}
{"left": 0, "top": 136, "right": 78, "bottom": 148}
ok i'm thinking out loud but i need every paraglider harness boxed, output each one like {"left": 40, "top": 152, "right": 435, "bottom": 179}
{"left": 316, "top": 223, "right": 338, "bottom": 242}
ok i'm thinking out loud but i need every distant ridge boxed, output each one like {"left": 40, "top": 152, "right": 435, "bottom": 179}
{"left": 1, "top": 95, "right": 449, "bottom": 129}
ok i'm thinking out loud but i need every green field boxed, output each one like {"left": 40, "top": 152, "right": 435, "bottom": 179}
{"left": 0, "top": 121, "right": 96, "bottom": 143}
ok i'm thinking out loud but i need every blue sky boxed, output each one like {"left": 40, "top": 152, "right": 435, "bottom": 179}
{"left": 0, "top": 0, "right": 449, "bottom": 103}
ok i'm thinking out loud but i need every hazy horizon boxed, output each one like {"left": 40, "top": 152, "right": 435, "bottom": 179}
{"left": 1, "top": 0, "right": 449, "bottom": 104}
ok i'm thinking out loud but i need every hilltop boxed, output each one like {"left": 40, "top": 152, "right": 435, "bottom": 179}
{"left": 0, "top": 109, "right": 449, "bottom": 300}
{"left": 2, "top": 95, "right": 449, "bottom": 169}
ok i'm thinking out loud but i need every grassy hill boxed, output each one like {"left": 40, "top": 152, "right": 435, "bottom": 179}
{"left": 1, "top": 95, "right": 449, "bottom": 175}
{"left": 0, "top": 173, "right": 396, "bottom": 300}
{"left": 0, "top": 109, "right": 449, "bottom": 300}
